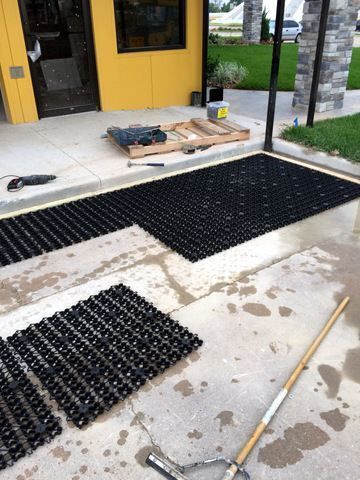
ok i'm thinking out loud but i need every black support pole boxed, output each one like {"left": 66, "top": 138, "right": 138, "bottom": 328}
{"left": 201, "top": 0, "right": 209, "bottom": 107}
{"left": 264, "top": 0, "right": 286, "bottom": 152}
{"left": 306, "top": 0, "right": 330, "bottom": 127}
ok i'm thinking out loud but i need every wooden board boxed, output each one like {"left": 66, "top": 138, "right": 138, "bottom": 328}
{"left": 108, "top": 118, "right": 250, "bottom": 159}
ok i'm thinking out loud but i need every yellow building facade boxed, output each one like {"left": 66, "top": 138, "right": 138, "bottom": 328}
{"left": 0, "top": 0, "right": 203, "bottom": 124}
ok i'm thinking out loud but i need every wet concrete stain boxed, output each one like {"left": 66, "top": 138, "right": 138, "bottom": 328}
{"left": 320, "top": 408, "right": 350, "bottom": 431}
{"left": 343, "top": 347, "right": 360, "bottom": 384}
{"left": 318, "top": 364, "right": 342, "bottom": 398}
{"left": 120, "top": 461, "right": 127, "bottom": 468}
{"left": 50, "top": 446, "right": 71, "bottom": 462}
{"left": 216, "top": 446, "right": 223, "bottom": 452}
{"left": 269, "top": 342, "right": 279, "bottom": 354}
{"left": 81, "top": 448, "right": 88, "bottom": 455}
{"left": 264, "top": 428, "right": 274, "bottom": 435}
{"left": 117, "top": 430, "right": 129, "bottom": 446}
{"left": 231, "top": 378, "right": 240, "bottom": 383}
{"left": 239, "top": 276, "right": 251, "bottom": 284}
{"left": 265, "top": 287, "right": 280, "bottom": 300}
{"left": 174, "top": 380, "right": 194, "bottom": 397}
{"left": 227, "top": 303, "right": 237, "bottom": 314}
{"left": 239, "top": 285, "right": 257, "bottom": 297}
{"left": 258, "top": 437, "right": 304, "bottom": 468}
{"left": 226, "top": 284, "right": 238, "bottom": 296}
{"left": 103, "top": 449, "right": 111, "bottom": 457}
{"left": 342, "top": 402, "right": 350, "bottom": 409}
{"left": 17, "top": 272, "right": 68, "bottom": 293}
{"left": 187, "top": 429, "right": 203, "bottom": 439}
{"left": 130, "top": 411, "right": 145, "bottom": 427}
{"left": 215, "top": 411, "right": 234, "bottom": 432}
{"left": 258, "top": 422, "right": 330, "bottom": 469}
{"left": 201, "top": 381, "right": 208, "bottom": 387}
{"left": 16, "top": 465, "right": 38, "bottom": 480}
{"left": 79, "top": 465, "right": 88, "bottom": 474}
{"left": 135, "top": 445, "right": 162, "bottom": 467}
{"left": 243, "top": 303, "right": 271, "bottom": 317}
{"left": 279, "top": 306, "right": 293, "bottom": 317}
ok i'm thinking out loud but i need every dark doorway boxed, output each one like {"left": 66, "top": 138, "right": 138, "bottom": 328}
{"left": 0, "top": 89, "right": 6, "bottom": 122}
{"left": 19, "top": 0, "right": 99, "bottom": 118}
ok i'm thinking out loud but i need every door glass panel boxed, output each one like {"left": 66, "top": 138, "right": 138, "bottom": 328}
{"left": 23, "top": 0, "right": 96, "bottom": 116}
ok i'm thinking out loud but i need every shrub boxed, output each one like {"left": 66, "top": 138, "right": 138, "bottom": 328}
{"left": 207, "top": 55, "right": 221, "bottom": 78}
{"left": 222, "top": 36, "right": 243, "bottom": 45}
{"left": 261, "top": 9, "right": 271, "bottom": 42}
{"left": 210, "top": 61, "right": 248, "bottom": 87}
{"left": 209, "top": 32, "right": 223, "bottom": 45}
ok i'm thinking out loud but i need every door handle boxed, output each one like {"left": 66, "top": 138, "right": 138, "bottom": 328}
{"left": 27, "top": 39, "right": 41, "bottom": 63}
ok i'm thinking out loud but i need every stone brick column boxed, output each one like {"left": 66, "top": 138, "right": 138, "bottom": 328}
{"left": 242, "top": 0, "right": 263, "bottom": 44}
{"left": 293, "top": 0, "right": 358, "bottom": 112}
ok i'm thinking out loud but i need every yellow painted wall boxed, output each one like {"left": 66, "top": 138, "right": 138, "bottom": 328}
{"left": 90, "top": 0, "right": 203, "bottom": 111}
{"left": 0, "top": 0, "right": 38, "bottom": 123}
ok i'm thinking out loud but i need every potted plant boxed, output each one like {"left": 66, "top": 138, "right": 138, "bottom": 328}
{"left": 208, "top": 60, "right": 248, "bottom": 101}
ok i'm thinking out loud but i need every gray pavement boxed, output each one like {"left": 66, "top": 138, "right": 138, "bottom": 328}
{"left": 223, "top": 88, "right": 360, "bottom": 126}
{"left": 0, "top": 177, "right": 359, "bottom": 480}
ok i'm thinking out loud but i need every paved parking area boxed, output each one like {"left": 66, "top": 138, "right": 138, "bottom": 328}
{"left": 0, "top": 156, "right": 359, "bottom": 480}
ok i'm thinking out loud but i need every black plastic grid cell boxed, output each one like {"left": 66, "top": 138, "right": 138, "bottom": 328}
{"left": 0, "top": 153, "right": 359, "bottom": 265}
{"left": 9, "top": 284, "right": 203, "bottom": 428}
{"left": 0, "top": 339, "right": 62, "bottom": 471}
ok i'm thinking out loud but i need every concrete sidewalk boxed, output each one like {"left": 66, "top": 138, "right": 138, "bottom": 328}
{"left": 0, "top": 89, "right": 359, "bottom": 216}
{"left": 0, "top": 106, "right": 264, "bottom": 216}
{"left": 1, "top": 192, "right": 359, "bottom": 480}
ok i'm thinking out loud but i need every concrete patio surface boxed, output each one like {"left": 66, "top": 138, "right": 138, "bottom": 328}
{"left": 1, "top": 89, "right": 359, "bottom": 216}
{"left": 0, "top": 154, "right": 359, "bottom": 480}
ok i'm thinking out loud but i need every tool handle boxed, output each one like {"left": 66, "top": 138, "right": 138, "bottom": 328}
{"left": 146, "top": 163, "right": 165, "bottom": 167}
{"left": 21, "top": 175, "right": 57, "bottom": 185}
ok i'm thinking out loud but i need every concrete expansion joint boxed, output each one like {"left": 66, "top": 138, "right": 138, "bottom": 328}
{"left": 129, "top": 401, "right": 172, "bottom": 464}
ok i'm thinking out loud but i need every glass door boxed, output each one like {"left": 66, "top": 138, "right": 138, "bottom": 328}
{"left": 19, "top": 0, "right": 99, "bottom": 118}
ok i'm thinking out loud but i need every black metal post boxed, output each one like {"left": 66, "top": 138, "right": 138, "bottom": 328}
{"left": 264, "top": 0, "right": 286, "bottom": 152}
{"left": 201, "top": 0, "right": 209, "bottom": 107}
{"left": 306, "top": 0, "right": 330, "bottom": 127}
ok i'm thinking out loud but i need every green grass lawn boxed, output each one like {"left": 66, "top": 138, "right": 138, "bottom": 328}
{"left": 280, "top": 114, "right": 360, "bottom": 162}
{"left": 208, "top": 44, "right": 360, "bottom": 91}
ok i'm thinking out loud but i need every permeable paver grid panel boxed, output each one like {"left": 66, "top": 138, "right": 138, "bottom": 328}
{"left": 1, "top": 153, "right": 359, "bottom": 265}
{"left": 9, "top": 284, "right": 203, "bottom": 428}
{"left": 0, "top": 339, "right": 62, "bottom": 471}
{"left": 127, "top": 154, "right": 360, "bottom": 261}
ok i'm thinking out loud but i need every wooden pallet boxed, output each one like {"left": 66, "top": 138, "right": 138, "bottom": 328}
{"left": 108, "top": 118, "right": 250, "bottom": 159}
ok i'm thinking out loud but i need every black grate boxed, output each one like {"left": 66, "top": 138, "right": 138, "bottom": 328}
{"left": 1, "top": 154, "right": 359, "bottom": 265}
{"left": 0, "top": 339, "right": 62, "bottom": 471}
{"left": 9, "top": 284, "right": 202, "bottom": 428}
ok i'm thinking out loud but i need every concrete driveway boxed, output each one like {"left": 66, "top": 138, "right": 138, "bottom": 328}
{"left": 1, "top": 153, "right": 359, "bottom": 480}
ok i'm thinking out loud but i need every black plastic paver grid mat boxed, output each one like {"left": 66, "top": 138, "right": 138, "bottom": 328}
{"left": 1, "top": 153, "right": 360, "bottom": 264}
{"left": 9, "top": 284, "right": 203, "bottom": 428}
{"left": 0, "top": 339, "right": 62, "bottom": 471}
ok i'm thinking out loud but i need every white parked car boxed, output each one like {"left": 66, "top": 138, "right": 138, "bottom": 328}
{"left": 269, "top": 19, "right": 302, "bottom": 43}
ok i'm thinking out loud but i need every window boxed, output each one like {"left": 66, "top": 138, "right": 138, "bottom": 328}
{"left": 288, "top": 20, "right": 299, "bottom": 28}
{"left": 114, "top": 0, "right": 186, "bottom": 53}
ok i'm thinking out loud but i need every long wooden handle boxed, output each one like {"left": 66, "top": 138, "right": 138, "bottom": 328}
{"left": 222, "top": 297, "right": 350, "bottom": 480}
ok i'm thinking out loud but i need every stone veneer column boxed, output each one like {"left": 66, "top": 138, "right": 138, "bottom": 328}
{"left": 242, "top": 0, "right": 263, "bottom": 44}
{"left": 293, "top": 0, "right": 358, "bottom": 112}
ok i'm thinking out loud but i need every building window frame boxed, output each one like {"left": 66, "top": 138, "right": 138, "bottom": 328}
{"left": 114, "top": 0, "right": 186, "bottom": 54}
